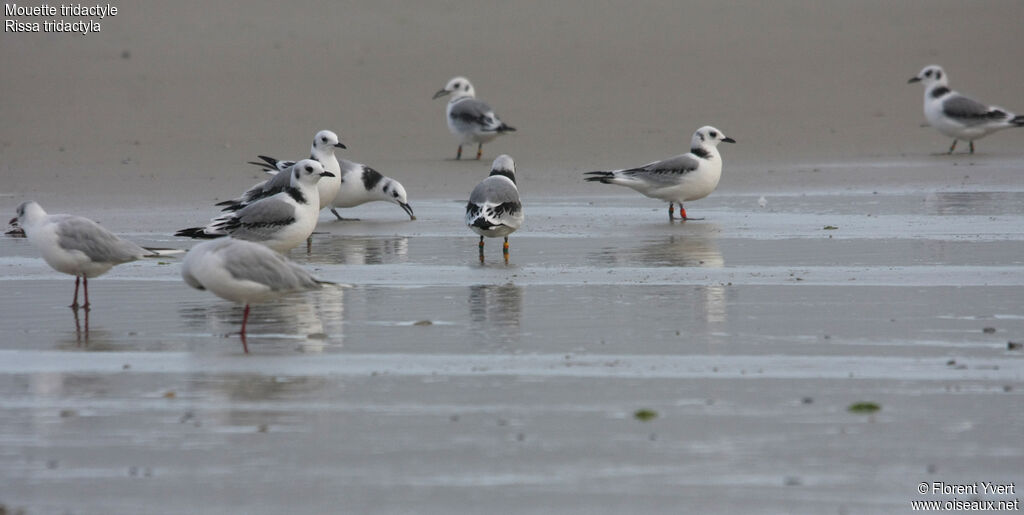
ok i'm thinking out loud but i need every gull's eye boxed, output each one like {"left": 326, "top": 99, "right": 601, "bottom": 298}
{"left": 305, "top": 165, "right": 314, "bottom": 173}
{"left": 709, "top": 130, "right": 718, "bottom": 138}
{"left": 925, "top": 70, "right": 932, "bottom": 78}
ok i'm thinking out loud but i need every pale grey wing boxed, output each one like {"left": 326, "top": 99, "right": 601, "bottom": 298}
{"left": 942, "top": 95, "right": 1007, "bottom": 125}
{"left": 620, "top": 154, "right": 702, "bottom": 187}
{"left": 467, "top": 177, "right": 522, "bottom": 224}
{"left": 221, "top": 242, "right": 321, "bottom": 292}
{"left": 218, "top": 196, "right": 297, "bottom": 241}
{"left": 450, "top": 98, "right": 503, "bottom": 132}
{"left": 55, "top": 216, "right": 147, "bottom": 264}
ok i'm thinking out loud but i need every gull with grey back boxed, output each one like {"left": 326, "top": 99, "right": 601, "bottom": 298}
{"left": 433, "top": 76, "right": 516, "bottom": 160}
{"left": 181, "top": 237, "right": 331, "bottom": 349}
{"left": 12, "top": 200, "right": 179, "bottom": 309}
{"left": 908, "top": 65, "right": 1024, "bottom": 154}
{"left": 585, "top": 125, "right": 735, "bottom": 221}
{"left": 466, "top": 154, "right": 523, "bottom": 261}
{"left": 175, "top": 160, "right": 334, "bottom": 252}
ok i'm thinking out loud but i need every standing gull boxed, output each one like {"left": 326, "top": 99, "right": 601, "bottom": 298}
{"left": 12, "top": 201, "right": 175, "bottom": 309}
{"left": 908, "top": 65, "right": 1024, "bottom": 154}
{"left": 584, "top": 126, "right": 735, "bottom": 221}
{"left": 433, "top": 76, "right": 516, "bottom": 160}
{"left": 329, "top": 158, "right": 415, "bottom": 221}
{"left": 181, "top": 237, "right": 330, "bottom": 349}
{"left": 175, "top": 160, "right": 334, "bottom": 252}
{"left": 466, "top": 154, "right": 523, "bottom": 261}
{"left": 218, "top": 129, "right": 346, "bottom": 212}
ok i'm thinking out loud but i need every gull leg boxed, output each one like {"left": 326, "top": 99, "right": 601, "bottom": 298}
{"left": 668, "top": 203, "right": 675, "bottom": 221}
{"left": 478, "top": 236, "right": 485, "bottom": 263}
{"left": 476, "top": 143, "right": 483, "bottom": 160}
{"left": 82, "top": 276, "right": 90, "bottom": 310}
{"left": 680, "top": 205, "right": 688, "bottom": 221}
{"left": 331, "top": 208, "right": 361, "bottom": 221}
{"left": 70, "top": 276, "right": 80, "bottom": 309}
{"left": 456, "top": 145, "right": 463, "bottom": 160}
{"left": 969, "top": 141, "right": 975, "bottom": 154}
{"left": 503, "top": 236, "right": 510, "bottom": 263}
{"left": 948, "top": 140, "right": 957, "bottom": 154}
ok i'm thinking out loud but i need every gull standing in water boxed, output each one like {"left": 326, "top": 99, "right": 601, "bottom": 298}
{"left": 433, "top": 76, "right": 516, "bottom": 160}
{"left": 584, "top": 126, "right": 735, "bottom": 221}
{"left": 181, "top": 237, "right": 331, "bottom": 350}
{"left": 12, "top": 201, "right": 178, "bottom": 309}
{"left": 466, "top": 154, "right": 523, "bottom": 262}
{"left": 175, "top": 160, "right": 333, "bottom": 252}
{"left": 908, "top": 65, "right": 1024, "bottom": 154}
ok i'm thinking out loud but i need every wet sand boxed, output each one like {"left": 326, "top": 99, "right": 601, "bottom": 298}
{"left": 3, "top": 1, "right": 1024, "bottom": 514}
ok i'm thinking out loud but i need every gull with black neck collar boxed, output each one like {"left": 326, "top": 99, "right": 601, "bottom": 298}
{"left": 584, "top": 126, "right": 735, "bottom": 221}
{"left": 908, "top": 65, "right": 1024, "bottom": 154}
{"left": 175, "top": 159, "right": 334, "bottom": 252}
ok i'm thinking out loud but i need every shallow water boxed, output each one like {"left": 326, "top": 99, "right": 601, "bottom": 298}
{"left": 1, "top": 189, "right": 1022, "bottom": 514}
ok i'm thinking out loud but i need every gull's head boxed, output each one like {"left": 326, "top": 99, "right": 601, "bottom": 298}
{"left": 433, "top": 76, "right": 475, "bottom": 100}
{"left": 382, "top": 180, "right": 415, "bottom": 220}
{"left": 313, "top": 130, "right": 346, "bottom": 152}
{"left": 908, "top": 65, "right": 948, "bottom": 87}
{"left": 692, "top": 126, "right": 736, "bottom": 148}
{"left": 291, "top": 159, "right": 334, "bottom": 185}
{"left": 12, "top": 200, "right": 45, "bottom": 226}
{"left": 489, "top": 154, "right": 517, "bottom": 184}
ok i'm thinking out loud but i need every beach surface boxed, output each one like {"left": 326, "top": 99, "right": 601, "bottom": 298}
{"left": 2, "top": 1, "right": 1023, "bottom": 514}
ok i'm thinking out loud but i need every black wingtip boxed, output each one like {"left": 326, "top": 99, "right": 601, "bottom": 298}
{"left": 174, "top": 227, "right": 221, "bottom": 239}
{"left": 1012, "top": 115, "right": 1024, "bottom": 127}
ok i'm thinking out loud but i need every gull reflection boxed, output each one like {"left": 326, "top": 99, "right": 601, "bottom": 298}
{"left": 468, "top": 283, "right": 523, "bottom": 346}
{"left": 593, "top": 232, "right": 724, "bottom": 268}
{"left": 305, "top": 235, "right": 409, "bottom": 265}
{"left": 178, "top": 287, "right": 344, "bottom": 351}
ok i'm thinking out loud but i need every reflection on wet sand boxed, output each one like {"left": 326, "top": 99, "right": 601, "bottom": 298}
{"left": 178, "top": 288, "right": 345, "bottom": 352}
{"left": 925, "top": 191, "right": 1024, "bottom": 216}
{"left": 468, "top": 283, "right": 523, "bottom": 346}
{"left": 304, "top": 235, "right": 409, "bottom": 265}
{"left": 592, "top": 229, "right": 724, "bottom": 268}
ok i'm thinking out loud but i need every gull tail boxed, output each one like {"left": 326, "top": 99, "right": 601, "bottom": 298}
{"left": 1012, "top": 115, "right": 1024, "bottom": 127}
{"left": 470, "top": 217, "right": 498, "bottom": 231}
{"left": 174, "top": 227, "right": 223, "bottom": 239}
{"left": 584, "top": 171, "right": 616, "bottom": 184}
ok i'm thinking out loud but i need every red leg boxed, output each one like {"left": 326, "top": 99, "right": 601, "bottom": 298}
{"left": 82, "top": 276, "right": 90, "bottom": 309}
{"left": 476, "top": 143, "right": 483, "bottom": 160}
{"left": 70, "top": 276, "right": 80, "bottom": 309}
{"left": 948, "top": 140, "right": 957, "bottom": 154}
{"left": 680, "top": 206, "right": 688, "bottom": 220}
{"left": 240, "top": 304, "right": 250, "bottom": 337}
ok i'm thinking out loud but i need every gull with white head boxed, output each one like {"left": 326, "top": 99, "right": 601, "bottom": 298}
{"left": 584, "top": 126, "right": 735, "bottom": 221}
{"left": 433, "top": 76, "right": 516, "bottom": 160}
{"left": 908, "top": 65, "right": 1024, "bottom": 154}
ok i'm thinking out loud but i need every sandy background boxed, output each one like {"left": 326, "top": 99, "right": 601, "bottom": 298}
{"left": 3, "top": 0, "right": 1024, "bottom": 208}
{"left": 2, "top": 2, "right": 1024, "bottom": 514}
